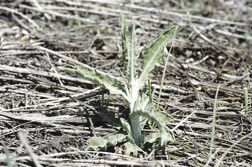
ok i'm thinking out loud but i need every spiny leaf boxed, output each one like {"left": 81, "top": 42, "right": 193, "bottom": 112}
{"left": 107, "top": 133, "right": 127, "bottom": 146}
{"left": 123, "top": 142, "right": 140, "bottom": 156}
{"left": 138, "top": 26, "right": 177, "bottom": 87}
{"left": 130, "top": 117, "right": 143, "bottom": 146}
{"left": 65, "top": 66, "right": 127, "bottom": 99}
{"left": 151, "top": 110, "right": 173, "bottom": 125}
{"left": 120, "top": 118, "right": 134, "bottom": 142}
{"left": 86, "top": 137, "right": 108, "bottom": 150}
{"left": 135, "top": 91, "right": 150, "bottom": 112}
{"left": 144, "top": 130, "right": 174, "bottom": 146}
{"left": 130, "top": 110, "right": 174, "bottom": 146}
{"left": 130, "top": 111, "right": 163, "bottom": 131}
{"left": 144, "top": 132, "right": 160, "bottom": 144}
{"left": 160, "top": 128, "right": 174, "bottom": 146}
{"left": 121, "top": 17, "right": 138, "bottom": 83}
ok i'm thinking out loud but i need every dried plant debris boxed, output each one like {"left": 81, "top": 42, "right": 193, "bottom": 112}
{"left": 0, "top": 0, "right": 251, "bottom": 167}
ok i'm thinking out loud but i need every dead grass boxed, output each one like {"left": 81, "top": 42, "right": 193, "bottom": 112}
{"left": 0, "top": 0, "right": 251, "bottom": 166}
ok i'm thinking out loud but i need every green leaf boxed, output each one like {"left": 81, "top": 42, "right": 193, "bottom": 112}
{"left": 151, "top": 110, "right": 173, "bottom": 125}
{"left": 120, "top": 118, "right": 133, "bottom": 141}
{"left": 107, "top": 133, "right": 127, "bottom": 146}
{"left": 121, "top": 17, "right": 138, "bottom": 83}
{"left": 135, "top": 91, "right": 150, "bottom": 112}
{"left": 123, "top": 142, "right": 140, "bottom": 156}
{"left": 86, "top": 137, "right": 108, "bottom": 150}
{"left": 121, "top": 17, "right": 139, "bottom": 104}
{"left": 65, "top": 66, "right": 127, "bottom": 99}
{"left": 130, "top": 110, "right": 174, "bottom": 146}
{"left": 130, "top": 117, "right": 143, "bottom": 146}
{"left": 144, "top": 127, "right": 174, "bottom": 147}
{"left": 130, "top": 110, "right": 163, "bottom": 129}
{"left": 144, "top": 132, "right": 160, "bottom": 144}
{"left": 160, "top": 129, "right": 174, "bottom": 146}
{"left": 138, "top": 26, "right": 177, "bottom": 87}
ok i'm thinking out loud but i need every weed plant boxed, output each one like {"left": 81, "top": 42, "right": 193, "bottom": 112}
{"left": 66, "top": 17, "right": 177, "bottom": 155}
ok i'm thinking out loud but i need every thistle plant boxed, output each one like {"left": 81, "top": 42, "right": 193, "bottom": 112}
{"left": 66, "top": 18, "right": 177, "bottom": 153}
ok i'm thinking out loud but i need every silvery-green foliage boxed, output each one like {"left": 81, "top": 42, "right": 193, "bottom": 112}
{"left": 65, "top": 66, "right": 127, "bottom": 99}
{"left": 121, "top": 17, "right": 138, "bottom": 82}
{"left": 65, "top": 17, "right": 177, "bottom": 152}
{"left": 139, "top": 26, "right": 177, "bottom": 87}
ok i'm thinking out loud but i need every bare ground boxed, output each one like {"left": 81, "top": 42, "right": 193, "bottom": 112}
{"left": 0, "top": 0, "right": 252, "bottom": 166}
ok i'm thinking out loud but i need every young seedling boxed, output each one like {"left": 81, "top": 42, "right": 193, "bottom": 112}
{"left": 65, "top": 17, "right": 177, "bottom": 153}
